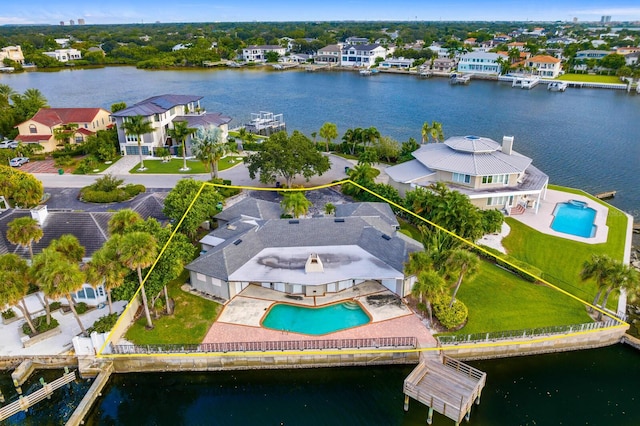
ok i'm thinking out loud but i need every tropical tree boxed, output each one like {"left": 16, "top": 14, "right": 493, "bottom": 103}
{"left": 53, "top": 123, "right": 79, "bottom": 147}
{"left": 445, "top": 249, "right": 480, "bottom": 308}
{"left": 167, "top": 120, "right": 197, "bottom": 171}
{"left": 117, "top": 231, "right": 158, "bottom": 329}
{"left": 280, "top": 191, "right": 312, "bottom": 218}
{"left": 413, "top": 270, "right": 446, "bottom": 324}
{"left": 11, "top": 88, "right": 49, "bottom": 124}
{"left": 108, "top": 209, "right": 143, "bottom": 235}
{"left": 342, "top": 127, "right": 365, "bottom": 155}
{"left": 362, "top": 126, "right": 380, "bottom": 148}
{"left": 190, "top": 125, "right": 234, "bottom": 179}
{"left": 162, "top": 178, "right": 222, "bottom": 239}
{"left": 581, "top": 254, "right": 614, "bottom": 311}
{"left": 6, "top": 216, "right": 43, "bottom": 261}
{"left": 599, "top": 261, "right": 639, "bottom": 315}
{"left": 319, "top": 122, "right": 338, "bottom": 152}
{"left": 49, "top": 234, "right": 85, "bottom": 262}
{"left": 0, "top": 254, "right": 37, "bottom": 334}
{"left": 121, "top": 115, "right": 154, "bottom": 171}
{"left": 421, "top": 121, "right": 444, "bottom": 143}
{"left": 84, "top": 236, "right": 129, "bottom": 315}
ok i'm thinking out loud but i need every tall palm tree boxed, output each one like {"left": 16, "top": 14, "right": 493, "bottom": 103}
{"left": 108, "top": 209, "right": 143, "bottom": 235}
{"left": 280, "top": 192, "right": 312, "bottom": 218}
{"left": 85, "top": 236, "right": 128, "bottom": 315}
{"left": 121, "top": 115, "right": 154, "bottom": 171}
{"left": 445, "top": 249, "right": 480, "bottom": 308}
{"left": 191, "top": 125, "right": 233, "bottom": 179}
{"left": 421, "top": 122, "right": 430, "bottom": 144}
{"left": 6, "top": 216, "right": 43, "bottom": 261}
{"left": 319, "top": 122, "right": 338, "bottom": 152}
{"left": 0, "top": 254, "right": 37, "bottom": 334}
{"left": 413, "top": 270, "right": 446, "bottom": 324}
{"left": 117, "top": 232, "right": 158, "bottom": 329}
{"left": 581, "top": 254, "right": 614, "bottom": 311}
{"left": 49, "top": 234, "right": 85, "bottom": 262}
{"left": 600, "top": 262, "right": 639, "bottom": 316}
{"left": 168, "top": 120, "right": 197, "bottom": 172}
{"left": 363, "top": 126, "right": 380, "bottom": 148}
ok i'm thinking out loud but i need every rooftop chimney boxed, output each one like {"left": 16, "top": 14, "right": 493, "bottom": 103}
{"left": 305, "top": 253, "right": 324, "bottom": 273}
{"left": 502, "top": 136, "right": 514, "bottom": 155}
{"left": 30, "top": 205, "right": 48, "bottom": 226}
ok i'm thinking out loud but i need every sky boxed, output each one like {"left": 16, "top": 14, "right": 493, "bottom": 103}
{"left": 1, "top": 1, "right": 640, "bottom": 26}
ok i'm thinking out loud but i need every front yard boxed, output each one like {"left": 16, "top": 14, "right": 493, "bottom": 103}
{"left": 129, "top": 156, "right": 242, "bottom": 174}
{"left": 557, "top": 73, "right": 622, "bottom": 84}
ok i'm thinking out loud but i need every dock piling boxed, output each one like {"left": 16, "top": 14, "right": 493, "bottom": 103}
{"left": 426, "top": 406, "right": 434, "bottom": 424}
{"left": 403, "top": 394, "right": 409, "bottom": 411}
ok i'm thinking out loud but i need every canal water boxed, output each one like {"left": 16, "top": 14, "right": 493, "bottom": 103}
{"left": 0, "top": 67, "right": 639, "bottom": 424}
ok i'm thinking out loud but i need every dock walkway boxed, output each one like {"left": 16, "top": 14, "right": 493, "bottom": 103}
{"left": 404, "top": 355, "right": 486, "bottom": 424}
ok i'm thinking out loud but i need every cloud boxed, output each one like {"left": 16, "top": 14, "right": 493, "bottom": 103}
{"left": 571, "top": 7, "right": 640, "bottom": 17}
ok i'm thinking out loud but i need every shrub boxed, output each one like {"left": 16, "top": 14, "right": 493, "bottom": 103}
{"left": 87, "top": 313, "right": 119, "bottom": 334}
{"left": 123, "top": 184, "right": 146, "bottom": 198}
{"left": 54, "top": 155, "right": 75, "bottom": 167}
{"left": 79, "top": 174, "right": 145, "bottom": 203}
{"left": 74, "top": 155, "right": 100, "bottom": 174}
{"left": 23, "top": 316, "right": 59, "bottom": 336}
{"left": 210, "top": 178, "right": 240, "bottom": 198}
{"left": 93, "top": 174, "right": 124, "bottom": 192}
{"left": 433, "top": 295, "right": 468, "bottom": 329}
{"left": 75, "top": 302, "right": 89, "bottom": 315}
{"left": 49, "top": 301, "right": 62, "bottom": 311}
{"left": 2, "top": 309, "right": 16, "bottom": 320}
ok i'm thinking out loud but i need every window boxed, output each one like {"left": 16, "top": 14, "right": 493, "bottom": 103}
{"left": 196, "top": 273, "right": 207, "bottom": 282}
{"left": 29, "top": 124, "right": 37, "bottom": 134}
{"left": 482, "top": 174, "right": 508, "bottom": 184}
{"left": 487, "top": 196, "right": 509, "bottom": 206}
{"left": 452, "top": 172, "right": 471, "bottom": 184}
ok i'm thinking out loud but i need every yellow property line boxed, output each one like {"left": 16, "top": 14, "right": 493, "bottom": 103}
{"left": 97, "top": 180, "right": 629, "bottom": 358}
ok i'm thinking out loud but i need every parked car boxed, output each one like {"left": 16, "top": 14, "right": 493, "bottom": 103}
{"left": 9, "top": 157, "right": 29, "bottom": 167}
{"left": 0, "top": 140, "right": 18, "bottom": 149}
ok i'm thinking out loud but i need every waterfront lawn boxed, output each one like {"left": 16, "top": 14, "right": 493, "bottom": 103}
{"left": 557, "top": 74, "right": 621, "bottom": 84}
{"left": 502, "top": 185, "right": 628, "bottom": 308}
{"left": 129, "top": 156, "right": 241, "bottom": 174}
{"left": 451, "top": 260, "right": 592, "bottom": 335}
{"left": 125, "top": 275, "right": 222, "bottom": 345}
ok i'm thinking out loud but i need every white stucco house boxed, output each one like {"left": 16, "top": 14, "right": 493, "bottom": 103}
{"left": 525, "top": 55, "right": 563, "bottom": 78}
{"left": 43, "top": 48, "right": 82, "bottom": 62}
{"left": 457, "top": 52, "right": 507, "bottom": 75}
{"left": 341, "top": 44, "right": 387, "bottom": 68}
{"left": 385, "top": 135, "right": 549, "bottom": 214}
{"left": 241, "top": 45, "right": 286, "bottom": 62}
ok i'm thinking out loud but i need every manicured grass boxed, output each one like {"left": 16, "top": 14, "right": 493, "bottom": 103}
{"left": 448, "top": 260, "right": 592, "bottom": 335}
{"left": 557, "top": 74, "right": 622, "bottom": 84}
{"left": 125, "top": 273, "right": 222, "bottom": 345}
{"left": 129, "top": 156, "right": 242, "bottom": 174}
{"left": 502, "top": 185, "right": 628, "bottom": 307}
{"left": 73, "top": 158, "right": 120, "bottom": 175}
{"left": 398, "top": 218, "right": 422, "bottom": 241}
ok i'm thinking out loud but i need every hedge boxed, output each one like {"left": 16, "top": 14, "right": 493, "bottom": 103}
{"left": 433, "top": 295, "right": 468, "bottom": 329}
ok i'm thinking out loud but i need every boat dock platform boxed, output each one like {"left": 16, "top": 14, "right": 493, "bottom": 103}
{"left": 272, "top": 63, "right": 298, "bottom": 70}
{"left": 450, "top": 74, "right": 471, "bottom": 85}
{"left": 244, "top": 111, "right": 286, "bottom": 136}
{"left": 403, "top": 355, "right": 486, "bottom": 425}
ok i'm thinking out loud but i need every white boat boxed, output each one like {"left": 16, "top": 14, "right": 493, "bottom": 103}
{"left": 548, "top": 81, "right": 568, "bottom": 92}
{"left": 359, "top": 69, "right": 372, "bottom": 76}
{"left": 512, "top": 76, "right": 540, "bottom": 89}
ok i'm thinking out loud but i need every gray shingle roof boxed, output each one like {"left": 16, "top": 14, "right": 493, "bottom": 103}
{"left": 111, "top": 94, "right": 203, "bottom": 117}
{"left": 214, "top": 198, "right": 282, "bottom": 223}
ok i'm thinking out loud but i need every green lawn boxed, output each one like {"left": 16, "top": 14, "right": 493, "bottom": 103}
{"left": 448, "top": 260, "right": 592, "bottom": 335}
{"left": 125, "top": 274, "right": 222, "bottom": 345}
{"left": 557, "top": 74, "right": 622, "bottom": 84}
{"left": 129, "top": 156, "right": 242, "bottom": 174}
{"left": 502, "top": 185, "right": 628, "bottom": 307}
{"left": 72, "top": 158, "right": 120, "bottom": 175}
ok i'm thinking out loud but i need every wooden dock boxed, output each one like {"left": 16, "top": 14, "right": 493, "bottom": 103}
{"left": 403, "top": 356, "right": 486, "bottom": 424}
{"left": 0, "top": 370, "right": 76, "bottom": 422}
{"left": 594, "top": 190, "right": 616, "bottom": 199}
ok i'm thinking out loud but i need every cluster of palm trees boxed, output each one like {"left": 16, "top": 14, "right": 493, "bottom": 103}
{"left": 0, "top": 211, "right": 160, "bottom": 337}
{"left": 421, "top": 121, "right": 444, "bottom": 144}
{"left": 581, "top": 254, "right": 639, "bottom": 319}
{"left": 341, "top": 127, "right": 381, "bottom": 156}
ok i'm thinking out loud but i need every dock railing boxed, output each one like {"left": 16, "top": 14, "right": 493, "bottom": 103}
{"left": 112, "top": 336, "right": 417, "bottom": 355}
{"left": 437, "top": 319, "right": 618, "bottom": 345}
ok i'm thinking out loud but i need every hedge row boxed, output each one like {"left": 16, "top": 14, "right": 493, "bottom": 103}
{"left": 80, "top": 184, "right": 145, "bottom": 203}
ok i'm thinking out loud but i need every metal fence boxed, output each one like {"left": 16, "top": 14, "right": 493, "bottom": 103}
{"left": 112, "top": 336, "right": 417, "bottom": 355}
{"left": 437, "top": 319, "right": 619, "bottom": 345}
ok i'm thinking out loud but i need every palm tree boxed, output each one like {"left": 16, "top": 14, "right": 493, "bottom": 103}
{"left": 85, "top": 236, "right": 128, "bottom": 315}
{"left": 319, "top": 122, "right": 338, "bottom": 152}
{"left": 117, "top": 232, "right": 158, "bottom": 329}
{"left": 422, "top": 121, "right": 444, "bottom": 143}
{"left": 413, "top": 270, "right": 446, "bottom": 324}
{"left": 49, "top": 234, "right": 85, "bottom": 262}
{"left": 600, "top": 262, "right": 639, "bottom": 316}
{"left": 191, "top": 125, "right": 233, "bottom": 179}
{"left": 363, "top": 127, "right": 380, "bottom": 148}
{"left": 108, "top": 209, "right": 143, "bottom": 235}
{"left": 168, "top": 120, "right": 197, "bottom": 172}
{"left": 121, "top": 115, "right": 154, "bottom": 171}
{"left": 0, "top": 254, "right": 37, "bottom": 334}
{"left": 445, "top": 249, "right": 480, "bottom": 308}
{"left": 280, "top": 192, "right": 312, "bottom": 218}
{"left": 53, "top": 123, "right": 79, "bottom": 147}
{"left": 421, "top": 122, "right": 431, "bottom": 144}
{"left": 581, "top": 254, "right": 614, "bottom": 311}
{"left": 6, "top": 216, "right": 43, "bottom": 261}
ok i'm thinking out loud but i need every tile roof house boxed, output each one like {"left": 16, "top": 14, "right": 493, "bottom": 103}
{"left": 110, "top": 94, "right": 231, "bottom": 157}
{"left": 15, "top": 107, "right": 111, "bottom": 152}
{"left": 385, "top": 135, "right": 549, "bottom": 215}
{"left": 525, "top": 55, "right": 563, "bottom": 78}
{"left": 186, "top": 199, "right": 422, "bottom": 302}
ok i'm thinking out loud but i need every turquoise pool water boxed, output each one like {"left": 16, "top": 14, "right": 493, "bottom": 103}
{"left": 551, "top": 200, "right": 597, "bottom": 238}
{"left": 262, "top": 302, "right": 370, "bottom": 335}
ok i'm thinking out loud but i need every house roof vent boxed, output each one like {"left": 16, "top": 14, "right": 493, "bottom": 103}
{"left": 305, "top": 253, "right": 324, "bottom": 273}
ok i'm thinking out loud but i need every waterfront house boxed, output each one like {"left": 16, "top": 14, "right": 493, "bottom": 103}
{"left": 575, "top": 50, "right": 611, "bottom": 60}
{"left": 111, "top": 94, "right": 231, "bottom": 156}
{"left": 0, "top": 45, "right": 25, "bottom": 64}
{"left": 385, "top": 135, "right": 549, "bottom": 214}
{"left": 379, "top": 57, "right": 414, "bottom": 69}
{"left": 284, "top": 53, "right": 312, "bottom": 64}
{"left": 15, "top": 107, "right": 111, "bottom": 153}
{"left": 43, "top": 48, "right": 82, "bottom": 62}
{"left": 623, "top": 52, "right": 639, "bottom": 66}
{"left": 457, "top": 52, "right": 507, "bottom": 75}
{"left": 429, "top": 58, "right": 456, "bottom": 73}
{"left": 525, "top": 55, "right": 562, "bottom": 78}
{"left": 341, "top": 44, "right": 387, "bottom": 68}
{"left": 241, "top": 45, "right": 286, "bottom": 62}
{"left": 186, "top": 198, "right": 422, "bottom": 302}
{"left": 315, "top": 44, "right": 342, "bottom": 64}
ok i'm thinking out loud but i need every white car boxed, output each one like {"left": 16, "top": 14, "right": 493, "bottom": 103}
{"left": 0, "top": 140, "right": 18, "bottom": 149}
{"left": 9, "top": 157, "right": 29, "bottom": 167}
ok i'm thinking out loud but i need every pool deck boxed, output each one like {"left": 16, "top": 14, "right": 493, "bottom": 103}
{"left": 512, "top": 189, "right": 609, "bottom": 244}
{"left": 203, "top": 281, "right": 436, "bottom": 348}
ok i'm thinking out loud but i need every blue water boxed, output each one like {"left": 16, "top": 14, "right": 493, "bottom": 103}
{"left": 262, "top": 302, "right": 370, "bottom": 335}
{"left": 551, "top": 201, "right": 597, "bottom": 238}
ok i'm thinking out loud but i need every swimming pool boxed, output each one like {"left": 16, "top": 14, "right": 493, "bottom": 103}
{"left": 262, "top": 301, "right": 371, "bottom": 335}
{"left": 551, "top": 200, "right": 597, "bottom": 238}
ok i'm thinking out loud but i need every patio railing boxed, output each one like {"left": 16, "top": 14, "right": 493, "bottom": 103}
{"left": 111, "top": 336, "right": 418, "bottom": 355}
{"left": 437, "top": 319, "right": 618, "bottom": 345}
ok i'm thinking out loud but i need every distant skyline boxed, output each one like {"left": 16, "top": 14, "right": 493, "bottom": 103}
{"left": 2, "top": 1, "right": 640, "bottom": 26}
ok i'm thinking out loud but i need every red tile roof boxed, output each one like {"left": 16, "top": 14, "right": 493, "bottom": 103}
{"left": 76, "top": 128, "right": 94, "bottom": 135}
{"left": 16, "top": 134, "right": 51, "bottom": 142}
{"left": 27, "top": 108, "right": 105, "bottom": 127}
{"left": 528, "top": 55, "right": 561, "bottom": 63}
